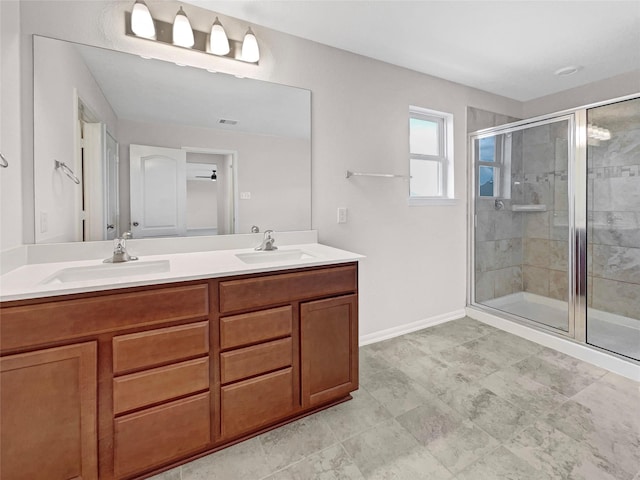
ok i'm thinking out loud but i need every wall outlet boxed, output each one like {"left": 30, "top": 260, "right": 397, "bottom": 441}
{"left": 240, "top": 192, "right": 251, "bottom": 200}
{"left": 337, "top": 207, "right": 348, "bottom": 224}
{"left": 40, "top": 211, "right": 48, "bottom": 233}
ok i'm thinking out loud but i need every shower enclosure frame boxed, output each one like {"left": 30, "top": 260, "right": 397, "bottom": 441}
{"left": 467, "top": 93, "right": 639, "bottom": 361}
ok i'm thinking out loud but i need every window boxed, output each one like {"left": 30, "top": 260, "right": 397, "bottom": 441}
{"left": 409, "top": 106, "right": 454, "bottom": 204}
{"left": 478, "top": 136, "right": 497, "bottom": 197}
{"left": 477, "top": 133, "right": 511, "bottom": 199}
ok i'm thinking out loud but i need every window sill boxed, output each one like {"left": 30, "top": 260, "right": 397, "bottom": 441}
{"left": 408, "top": 197, "right": 459, "bottom": 206}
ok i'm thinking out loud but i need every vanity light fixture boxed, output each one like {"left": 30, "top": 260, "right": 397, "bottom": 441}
{"left": 172, "top": 6, "right": 195, "bottom": 48}
{"left": 242, "top": 27, "right": 260, "bottom": 63}
{"left": 587, "top": 123, "right": 611, "bottom": 146}
{"left": 131, "top": 0, "right": 156, "bottom": 39}
{"left": 209, "top": 17, "right": 230, "bottom": 55}
{"left": 126, "top": 4, "right": 260, "bottom": 64}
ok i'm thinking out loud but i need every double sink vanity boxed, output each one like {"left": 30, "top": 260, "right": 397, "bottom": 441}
{"left": 0, "top": 234, "right": 362, "bottom": 480}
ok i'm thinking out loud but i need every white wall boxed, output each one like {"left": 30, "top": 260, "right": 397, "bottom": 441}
{"left": 523, "top": 70, "right": 640, "bottom": 118}
{"left": 186, "top": 152, "right": 220, "bottom": 233}
{"left": 0, "top": 0, "right": 23, "bottom": 251}
{"left": 33, "top": 36, "right": 118, "bottom": 243}
{"left": 14, "top": 0, "right": 526, "bottom": 338}
{"left": 117, "top": 118, "right": 310, "bottom": 235}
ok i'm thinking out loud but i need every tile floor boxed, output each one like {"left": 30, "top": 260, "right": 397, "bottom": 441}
{"left": 152, "top": 317, "right": 640, "bottom": 480}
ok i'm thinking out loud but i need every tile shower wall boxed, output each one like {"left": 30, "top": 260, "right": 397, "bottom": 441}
{"left": 587, "top": 99, "right": 640, "bottom": 320}
{"left": 475, "top": 139, "right": 524, "bottom": 302}
{"left": 468, "top": 107, "right": 523, "bottom": 303}
{"left": 473, "top": 118, "right": 570, "bottom": 303}
{"left": 521, "top": 122, "right": 570, "bottom": 302}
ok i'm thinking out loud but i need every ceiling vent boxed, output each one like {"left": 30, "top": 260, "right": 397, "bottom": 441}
{"left": 218, "top": 118, "right": 238, "bottom": 125}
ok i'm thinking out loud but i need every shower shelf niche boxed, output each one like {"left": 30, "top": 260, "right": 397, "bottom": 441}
{"left": 511, "top": 204, "right": 547, "bottom": 212}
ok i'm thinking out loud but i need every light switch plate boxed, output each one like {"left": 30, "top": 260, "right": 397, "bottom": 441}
{"left": 40, "top": 211, "right": 48, "bottom": 233}
{"left": 337, "top": 207, "right": 348, "bottom": 224}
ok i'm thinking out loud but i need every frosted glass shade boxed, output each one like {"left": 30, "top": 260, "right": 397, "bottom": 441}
{"left": 242, "top": 28, "right": 260, "bottom": 62}
{"left": 173, "top": 6, "right": 195, "bottom": 48}
{"left": 131, "top": 0, "right": 155, "bottom": 39}
{"left": 209, "top": 17, "right": 230, "bottom": 55}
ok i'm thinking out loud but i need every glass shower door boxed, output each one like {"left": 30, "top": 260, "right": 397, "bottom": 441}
{"left": 586, "top": 98, "right": 640, "bottom": 360}
{"left": 473, "top": 117, "right": 573, "bottom": 333}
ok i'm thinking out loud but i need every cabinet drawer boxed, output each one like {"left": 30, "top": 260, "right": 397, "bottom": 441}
{"left": 113, "top": 357, "right": 209, "bottom": 415}
{"left": 113, "top": 322, "right": 209, "bottom": 374}
{"left": 1, "top": 284, "right": 209, "bottom": 352}
{"left": 220, "top": 338, "right": 292, "bottom": 384}
{"left": 219, "top": 264, "right": 357, "bottom": 313}
{"left": 114, "top": 392, "right": 211, "bottom": 479}
{"left": 220, "top": 306, "right": 292, "bottom": 350}
{"left": 221, "top": 368, "right": 294, "bottom": 439}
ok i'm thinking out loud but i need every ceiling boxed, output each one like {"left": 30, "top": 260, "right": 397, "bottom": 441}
{"left": 73, "top": 41, "right": 310, "bottom": 138}
{"left": 187, "top": 0, "right": 640, "bottom": 102}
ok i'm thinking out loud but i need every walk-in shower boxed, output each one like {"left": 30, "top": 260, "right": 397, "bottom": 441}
{"left": 469, "top": 96, "right": 640, "bottom": 362}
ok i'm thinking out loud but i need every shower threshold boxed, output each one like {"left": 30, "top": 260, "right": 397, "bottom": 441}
{"left": 483, "top": 292, "right": 640, "bottom": 360}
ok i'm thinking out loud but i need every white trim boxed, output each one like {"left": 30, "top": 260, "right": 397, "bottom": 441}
{"left": 466, "top": 306, "right": 640, "bottom": 381}
{"left": 407, "top": 197, "right": 458, "bottom": 206}
{"left": 409, "top": 105, "right": 455, "bottom": 200}
{"left": 359, "top": 309, "right": 466, "bottom": 346}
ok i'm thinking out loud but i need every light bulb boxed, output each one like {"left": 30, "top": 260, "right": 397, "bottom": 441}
{"left": 131, "top": 0, "right": 155, "bottom": 39}
{"left": 242, "top": 27, "right": 260, "bottom": 62}
{"left": 209, "top": 17, "right": 230, "bottom": 55}
{"left": 173, "top": 6, "right": 195, "bottom": 48}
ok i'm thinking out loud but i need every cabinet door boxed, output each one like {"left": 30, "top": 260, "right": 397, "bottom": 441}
{"left": 1, "top": 342, "right": 98, "bottom": 480}
{"left": 300, "top": 295, "right": 358, "bottom": 408}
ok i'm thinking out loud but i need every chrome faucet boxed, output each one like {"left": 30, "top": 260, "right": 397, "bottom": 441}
{"left": 104, "top": 235, "right": 138, "bottom": 263}
{"left": 255, "top": 230, "right": 277, "bottom": 251}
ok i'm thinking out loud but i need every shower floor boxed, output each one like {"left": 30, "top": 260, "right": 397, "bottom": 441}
{"left": 483, "top": 292, "right": 640, "bottom": 361}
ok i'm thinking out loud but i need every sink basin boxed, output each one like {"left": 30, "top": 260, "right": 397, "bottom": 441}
{"left": 41, "top": 260, "right": 171, "bottom": 285}
{"left": 235, "top": 249, "right": 315, "bottom": 265}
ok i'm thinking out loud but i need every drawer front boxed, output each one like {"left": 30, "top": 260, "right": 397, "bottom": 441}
{"left": 221, "top": 368, "right": 294, "bottom": 439}
{"left": 113, "top": 322, "right": 209, "bottom": 374}
{"left": 220, "top": 306, "right": 292, "bottom": 350}
{"left": 113, "top": 357, "right": 209, "bottom": 415}
{"left": 1, "top": 283, "right": 209, "bottom": 352}
{"left": 114, "top": 392, "right": 211, "bottom": 479}
{"left": 219, "top": 264, "right": 357, "bottom": 313}
{"left": 220, "top": 338, "right": 292, "bottom": 384}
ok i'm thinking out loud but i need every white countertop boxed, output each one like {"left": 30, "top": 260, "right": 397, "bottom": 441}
{"left": 0, "top": 243, "right": 363, "bottom": 302}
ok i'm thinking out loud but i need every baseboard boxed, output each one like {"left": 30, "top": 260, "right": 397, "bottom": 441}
{"left": 359, "top": 309, "right": 466, "bottom": 346}
{"left": 466, "top": 306, "right": 640, "bottom": 381}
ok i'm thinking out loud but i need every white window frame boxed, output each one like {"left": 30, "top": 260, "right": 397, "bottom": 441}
{"left": 477, "top": 133, "right": 511, "bottom": 199}
{"left": 408, "top": 106, "right": 455, "bottom": 206}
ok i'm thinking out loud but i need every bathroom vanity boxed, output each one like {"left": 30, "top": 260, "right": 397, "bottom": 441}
{"left": 0, "top": 244, "right": 360, "bottom": 480}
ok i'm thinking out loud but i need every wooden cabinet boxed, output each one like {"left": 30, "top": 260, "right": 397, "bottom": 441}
{"left": 111, "top": 322, "right": 211, "bottom": 479}
{"left": 0, "top": 262, "right": 358, "bottom": 479}
{"left": 221, "top": 368, "right": 295, "bottom": 439}
{"left": 301, "top": 295, "right": 359, "bottom": 407}
{"left": 218, "top": 305, "right": 296, "bottom": 440}
{"left": 0, "top": 342, "right": 98, "bottom": 480}
{"left": 113, "top": 393, "right": 211, "bottom": 479}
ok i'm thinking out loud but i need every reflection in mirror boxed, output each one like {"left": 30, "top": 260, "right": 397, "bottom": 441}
{"left": 33, "top": 35, "right": 311, "bottom": 244}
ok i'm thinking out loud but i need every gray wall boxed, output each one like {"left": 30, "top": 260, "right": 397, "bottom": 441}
{"left": 587, "top": 98, "right": 640, "bottom": 320}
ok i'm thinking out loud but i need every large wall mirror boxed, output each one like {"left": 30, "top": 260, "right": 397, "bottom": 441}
{"left": 33, "top": 35, "right": 311, "bottom": 244}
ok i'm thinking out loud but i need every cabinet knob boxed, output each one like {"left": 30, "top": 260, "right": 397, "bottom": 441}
{"left": 132, "top": 222, "right": 139, "bottom": 227}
